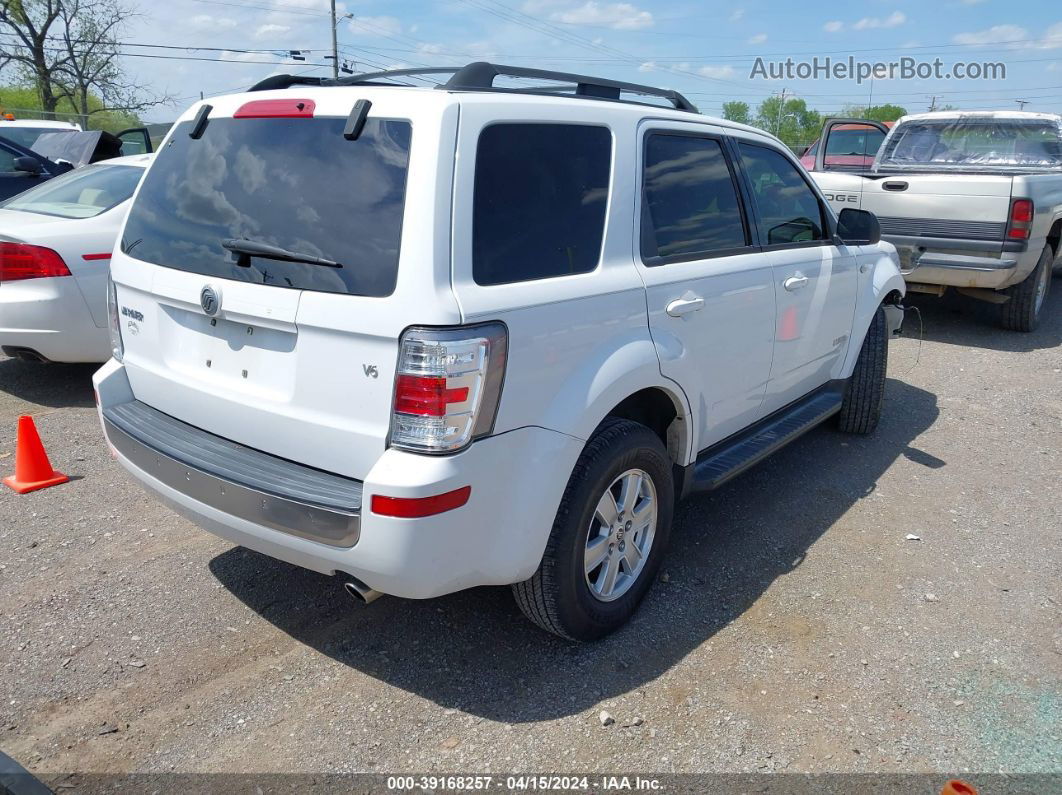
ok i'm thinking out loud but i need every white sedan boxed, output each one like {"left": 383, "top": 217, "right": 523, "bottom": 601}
{"left": 0, "top": 154, "right": 150, "bottom": 363}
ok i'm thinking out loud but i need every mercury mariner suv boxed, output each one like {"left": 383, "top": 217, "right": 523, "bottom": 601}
{"left": 95, "top": 63, "right": 906, "bottom": 640}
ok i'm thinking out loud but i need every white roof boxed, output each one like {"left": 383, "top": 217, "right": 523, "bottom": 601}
{"left": 0, "top": 118, "right": 81, "bottom": 130}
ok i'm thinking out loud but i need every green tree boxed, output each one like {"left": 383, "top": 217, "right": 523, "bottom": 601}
{"left": 1, "top": 0, "right": 168, "bottom": 126}
{"left": 839, "top": 103, "right": 907, "bottom": 122}
{"left": 0, "top": 0, "right": 69, "bottom": 112}
{"left": 0, "top": 81, "right": 141, "bottom": 131}
{"left": 722, "top": 100, "right": 751, "bottom": 125}
{"left": 756, "top": 96, "right": 822, "bottom": 151}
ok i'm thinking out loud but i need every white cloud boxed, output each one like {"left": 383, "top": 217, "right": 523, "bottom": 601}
{"left": 954, "top": 22, "right": 1062, "bottom": 49}
{"left": 952, "top": 23, "right": 1026, "bottom": 46}
{"left": 254, "top": 23, "right": 290, "bottom": 39}
{"left": 853, "top": 11, "right": 907, "bottom": 31}
{"left": 550, "top": 2, "right": 654, "bottom": 31}
{"left": 729, "top": 9, "right": 745, "bottom": 22}
{"left": 748, "top": 33, "right": 767, "bottom": 44}
{"left": 348, "top": 15, "right": 403, "bottom": 37}
{"left": 190, "top": 14, "right": 237, "bottom": 30}
{"left": 823, "top": 20, "right": 843, "bottom": 33}
{"left": 698, "top": 65, "right": 736, "bottom": 79}
{"left": 638, "top": 61, "right": 655, "bottom": 72}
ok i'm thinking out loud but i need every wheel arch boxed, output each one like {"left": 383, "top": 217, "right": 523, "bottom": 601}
{"left": 597, "top": 385, "right": 692, "bottom": 467}
{"left": 840, "top": 249, "right": 906, "bottom": 378}
{"left": 1046, "top": 217, "right": 1062, "bottom": 259}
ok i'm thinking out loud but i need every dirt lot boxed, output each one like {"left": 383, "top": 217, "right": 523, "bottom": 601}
{"left": 1, "top": 291, "right": 1059, "bottom": 788}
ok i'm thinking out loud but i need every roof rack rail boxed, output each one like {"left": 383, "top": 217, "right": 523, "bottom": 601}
{"left": 249, "top": 61, "right": 698, "bottom": 113}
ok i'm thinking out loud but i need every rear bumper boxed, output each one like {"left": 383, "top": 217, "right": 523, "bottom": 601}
{"left": 886, "top": 234, "right": 1034, "bottom": 290}
{"left": 94, "top": 360, "right": 583, "bottom": 599}
{"left": 0, "top": 277, "right": 109, "bottom": 362}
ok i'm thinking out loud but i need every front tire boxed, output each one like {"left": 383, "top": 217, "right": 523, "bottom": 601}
{"left": 512, "top": 418, "right": 674, "bottom": 641}
{"left": 1000, "top": 244, "right": 1052, "bottom": 332}
{"left": 837, "top": 306, "right": 888, "bottom": 435}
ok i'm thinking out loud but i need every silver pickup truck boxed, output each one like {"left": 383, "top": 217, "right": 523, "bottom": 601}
{"left": 811, "top": 111, "right": 1062, "bottom": 331}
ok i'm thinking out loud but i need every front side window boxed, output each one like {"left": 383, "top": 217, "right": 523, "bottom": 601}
{"left": 641, "top": 133, "right": 747, "bottom": 261}
{"left": 739, "top": 143, "right": 827, "bottom": 246}
{"left": 825, "top": 127, "right": 886, "bottom": 158}
{"left": 472, "top": 123, "right": 611, "bottom": 286}
{"left": 2, "top": 164, "right": 142, "bottom": 219}
{"left": 121, "top": 117, "right": 411, "bottom": 298}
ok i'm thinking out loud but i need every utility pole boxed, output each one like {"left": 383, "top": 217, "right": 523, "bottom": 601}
{"left": 330, "top": 0, "right": 339, "bottom": 79}
{"left": 1015, "top": 99, "right": 1029, "bottom": 111}
{"left": 928, "top": 95, "right": 939, "bottom": 112}
{"left": 774, "top": 88, "right": 790, "bottom": 135}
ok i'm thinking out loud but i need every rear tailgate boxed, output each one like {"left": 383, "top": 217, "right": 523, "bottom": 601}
{"left": 111, "top": 88, "right": 460, "bottom": 480}
{"left": 858, "top": 173, "right": 1014, "bottom": 248}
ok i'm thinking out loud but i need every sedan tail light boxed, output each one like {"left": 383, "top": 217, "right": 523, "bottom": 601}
{"left": 0, "top": 243, "right": 71, "bottom": 282}
{"left": 390, "top": 323, "right": 508, "bottom": 453}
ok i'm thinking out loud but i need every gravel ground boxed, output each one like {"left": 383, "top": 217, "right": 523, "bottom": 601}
{"left": 0, "top": 289, "right": 1059, "bottom": 789}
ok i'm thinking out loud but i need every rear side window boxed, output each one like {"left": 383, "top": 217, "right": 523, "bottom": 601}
{"left": 738, "top": 143, "right": 827, "bottom": 246}
{"left": 121, "top": 117, "right": 411, "bottom": 297}
{"left": 641, "top": 133, "right": 747, "bottom": 262}
{"left": 473, "top": 123, "right": 611, "bottom": 286}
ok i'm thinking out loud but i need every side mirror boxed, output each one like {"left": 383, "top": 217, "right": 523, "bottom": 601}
{"left": 837, "top": 207, "right": 881, "bottom": 246}
{"left": 12, "top": 156, "right": 43, "bottom": 175}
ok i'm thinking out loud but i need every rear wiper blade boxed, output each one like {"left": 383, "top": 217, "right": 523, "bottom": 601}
{"left": 221, "top": 238, "right": 342, "bottom": 268}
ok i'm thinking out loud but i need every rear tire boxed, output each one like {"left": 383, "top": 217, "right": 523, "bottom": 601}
{"left": 836, "top": 306, "right": 888, "bottom": 435}
{"left": 512, "top": 418, "right": 674, "bottom": 641}
{"left": 1000, "top": 244, "right": 1052, "bottom": 332}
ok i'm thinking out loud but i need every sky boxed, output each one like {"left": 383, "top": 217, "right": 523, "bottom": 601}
{"left": 93, "top": 0, "right": 1062, "bottom": 122}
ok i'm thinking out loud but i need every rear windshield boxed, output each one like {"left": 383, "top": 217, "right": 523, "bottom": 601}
{"left": 121, "top": 116, "right": 411, "bottom": 297}
{"left": 1, "top": 163, "right": 142, "bottom": 219}
{"left": 878, "top": 118, "right": 1062, "bottom": 170}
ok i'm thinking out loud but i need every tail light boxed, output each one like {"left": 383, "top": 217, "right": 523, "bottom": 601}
{"left": 107, "top": 275, "right": 123, "bottom": 362}
{"left": 1007, "top": 198, "right": 1033, "bottom": 240}
{"left": 0, "top": 243, "right": 71, "bottom": 282}
{"left": 390, "top": 323, "right": 507, "bottom": 453}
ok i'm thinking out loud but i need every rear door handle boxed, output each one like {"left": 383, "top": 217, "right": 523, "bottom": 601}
{"left": 783, "top": 274, "right": 809, "bottom": 292}
{"left": 883, "top": 181, "right": 909, "bottom": 192}
{"left": 666, "top": 296, "right": 705, "bottom": 317}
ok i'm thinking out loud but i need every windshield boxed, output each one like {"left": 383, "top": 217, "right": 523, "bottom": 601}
{"left": 121, "top": 116, "right": 411, "bottom": 297}
{"left": 1, "top": 163, "right": 143, "bottom": 219}
{"left": 878, "top": 118, "right": 1062, "bottom": 170}
{"left": 0, "top": 126, "right": 72, "bottom": 150}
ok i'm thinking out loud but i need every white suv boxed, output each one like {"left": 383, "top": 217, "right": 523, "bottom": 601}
{"left": 94, "top": 63, "right": 906, "bottom": 640}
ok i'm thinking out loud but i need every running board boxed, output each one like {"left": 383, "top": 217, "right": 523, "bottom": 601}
{"left": 686, "top": 386, "right": 844, "bottom": 494}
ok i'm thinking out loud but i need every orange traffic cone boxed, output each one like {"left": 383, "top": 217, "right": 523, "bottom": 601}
{"left": 942, "top": 781, "right": 978, "bottom": 795}
{"left": 3, "top": 415, "right": 69, "bottom": 494}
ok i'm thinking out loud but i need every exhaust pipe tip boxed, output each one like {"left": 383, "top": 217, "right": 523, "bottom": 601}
{"left": 342, "top": 577, "right": 383, "bottom": 605}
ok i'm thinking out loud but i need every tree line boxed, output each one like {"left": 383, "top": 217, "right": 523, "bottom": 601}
{"left": 0, "top": 0, "right": 170, "bottom": 129}
{"left": 721, "top": 98, "right": 915, "bottom": 151}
